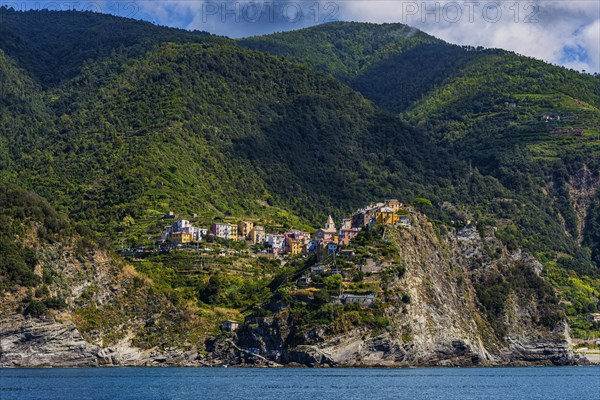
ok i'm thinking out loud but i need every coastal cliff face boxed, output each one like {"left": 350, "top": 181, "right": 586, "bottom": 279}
{"left": 0, "top": 237, "right": 207, "bottom": 367}
{"left": 0, "top": 12, "right": 598, "bottom": 369}
{"left": 0, "top": 213, "right": 583, "bottom": 367}
{"left": 234, "top": 216, "right": 578, "bottom": 367}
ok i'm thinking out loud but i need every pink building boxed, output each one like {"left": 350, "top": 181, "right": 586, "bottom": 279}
{"left": 315, "top": 215, "right": 337, "bottom": 244}
{"left": 338, "top": 228, "right": 360, "bottom": 246}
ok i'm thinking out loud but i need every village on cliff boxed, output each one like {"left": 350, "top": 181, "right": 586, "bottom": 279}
{"left": 143, "top": 199, "right": 413, "bottom": 258}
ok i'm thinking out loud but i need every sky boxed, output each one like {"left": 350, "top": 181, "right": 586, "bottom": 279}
{"left": 7, "top": 0, "right": 600, "bottom": 73}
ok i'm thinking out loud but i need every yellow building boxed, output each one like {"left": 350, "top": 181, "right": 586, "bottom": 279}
{"left": 285, "top": 238, "right": 303, "bottom": 256}
{"left": 376, "top": 207, "right": 399, "bottom": 225}
{"left": 385, "top": 199, "right": 401, "bottom": 212}
{"left": 238, "top": 221, "right": 254, "bottom": 240}
{"left": 250, "top": 226, "right": 265, "bottom": 244}
{"left": 172, "top": 231, "right": 193, "bottom": 244}
{"left": 228, "top": 224, "right": 238, "bottom": 241}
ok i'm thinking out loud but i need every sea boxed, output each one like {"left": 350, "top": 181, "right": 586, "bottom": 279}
{"left": 0, "top": 366, "right": 599, "bottom": 400}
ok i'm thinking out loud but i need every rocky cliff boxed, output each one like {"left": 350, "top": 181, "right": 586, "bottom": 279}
{"left": 0, "top": 211, "right": 589, "bottom": 367}
{"left": 0, "top": 237, "right": 209, "bottom": 367}
{"left": 232, "top": 215, "right": 582, "bottom": 367}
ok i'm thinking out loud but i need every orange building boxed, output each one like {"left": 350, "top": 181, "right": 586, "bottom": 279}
{"left": 375, "top": 207, "right": 398, "bottom": 225}
{"left": 172, "top": 231, "right": 193, "bottom": 244}
{"left": 285, "top": 238, "right": 303, "bottom": 256}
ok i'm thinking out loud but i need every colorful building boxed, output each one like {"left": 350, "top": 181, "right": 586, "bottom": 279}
{"left": 172, "top": 231, "right": 193, "bottom": 244}
{"left": 352, "top": 206, "right": 377, "bottom": 228}
{"left": 315, "top": 215, "right": 337, "bottom": 244}
{"left": 376, "top": 206, "right": 398, "bottom": 225}
{"left": 339, "top": 227, "right": 360, "bottom": 246}
{"left": 307, "top": 240, "right": 320, "bottom": 253}
{"left": 183, "top": 226, "right": 207, "bottom": 242}
{"left": 327, "top": 242, "right": 338, "bottom": 255}
{"left": 385, "top": 199, "right": 401, "bottom": 212}
{"left": 340, "top": 218, "right": 353, "bottom": 229}
{"left": 250, "top": 225, "right": 265, "bottom": 244}
{"left": 265, "top": 234, "right": 285, "bottom": 255}
{"left": 162, "top": 219, "right": 206, "bottom": 243}
{"left": 238, "top": 221, "right": 254, "bottom": 240}
{"left": 285, "top": 229, "right": 311, "bottom": 245}
{"left": 211, "top": 222, "right": 238, "bottom": 240}
{"left": 285, "top": 237, "right": 303, "bottom": 256}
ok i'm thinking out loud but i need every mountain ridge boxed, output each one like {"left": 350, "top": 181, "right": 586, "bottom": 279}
{"left": 239, "top": 20, "right": 600, "bottom": 274}
{"left": 0, "top": 9, "right": 598, "bottom": 366}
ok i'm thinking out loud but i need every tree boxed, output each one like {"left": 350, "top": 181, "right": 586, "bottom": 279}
{"left": 324, "top": 274, "right": 343, "bottom": 293}
{"left": 413, "top": 198, "right": 433, "bottom": 213}
{"left": 414, "top": 198, "right": 433, "bottom": 207}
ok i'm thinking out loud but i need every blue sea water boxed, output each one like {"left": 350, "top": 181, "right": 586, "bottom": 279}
{"left": 0, "top": 366, "right": 598, "bottom": 400}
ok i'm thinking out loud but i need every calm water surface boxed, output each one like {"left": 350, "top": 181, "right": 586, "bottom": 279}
{"left": 1, "top": 366, "right": 599, "bottom": 400}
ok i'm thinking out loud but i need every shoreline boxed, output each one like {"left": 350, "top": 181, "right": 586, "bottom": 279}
{"left": 2, "top": 359, "right": 597, "bottom": 369}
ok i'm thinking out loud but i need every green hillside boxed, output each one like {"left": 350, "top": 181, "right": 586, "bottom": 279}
{"left": 239, "top": 22, "right": 600, "bottom": 114}
{"left": 0, "top": 10, "right": 596, "bottom": 270}
{"left": 0, "top": 49, "right": 52, "bottom": 180}
{"left": 402, "top": 53, "right": 600, "bottom": 270}
{"left": 0, "top": 9, "right": 223, "bottom": 87}
{"left": 0, "top": 10, "right": 598, "bottom": 341}
{"left": 239, "top": 22, "right": 452, "bottom": 113}
{"left": 240, "top": 22, "right": 600, "bottom": 274}
{"left": 0, "top": 11, "right": 464, "bottom": 237}
{"left": 239, "top": 22, "right": 440, "bottom": 79}
{"left": 80, "top": 40, "right": 455, "bottom": 223}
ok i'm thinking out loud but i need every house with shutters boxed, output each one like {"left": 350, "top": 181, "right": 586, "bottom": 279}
{"left": 238, "top": 221, "right": 254, "bottom": 240}
{"left": 376, "top": 206, "right": 398, "bottom": 225}
{"left": 265, "top": 233, "right": 285, "bottom": 255}
{"left": 250, "top": 225, "right": 266, "bottom": 244}
{"left": 211, "top": 222, "right": 238, "bottom": 240}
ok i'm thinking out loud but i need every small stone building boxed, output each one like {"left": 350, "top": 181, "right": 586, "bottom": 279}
{"left": 221, "top": 320, "right": 240, "bottom": 332}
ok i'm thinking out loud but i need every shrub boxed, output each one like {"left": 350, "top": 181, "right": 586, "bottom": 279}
{"left": 23, "top": 299, "right": 48, "bottom": 317}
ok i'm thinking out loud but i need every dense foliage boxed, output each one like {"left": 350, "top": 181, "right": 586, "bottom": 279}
{"left": 239, "top": 22, "right": 440, "bottom": 82}
{"left": 0, "top": 8, "right": 222, "bottom": 87}
{"left": 0, "top": 183, "right": 70, "bottom": 288}
{"left": 240, "top": 21, "right": 600, "bottom": 277}
{"left": 1, "top": 13, "right": 466, "bottom": 235}
{"left": 0, "top": 10, "right": 598, "bottom": 338}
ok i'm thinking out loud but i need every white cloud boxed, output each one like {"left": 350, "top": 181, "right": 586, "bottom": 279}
{"left": 14, "top": 0, "right": 596, "bottom": 72}
{"left": 339, "top": 1, "right": 600, "bottom": 73}
{"left": 134, "top": 0, "right": 326, "bottom": 37}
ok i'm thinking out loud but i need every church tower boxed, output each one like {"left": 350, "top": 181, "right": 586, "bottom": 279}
{"left": 325, "top": 215, "right": 336, "bottom": 231}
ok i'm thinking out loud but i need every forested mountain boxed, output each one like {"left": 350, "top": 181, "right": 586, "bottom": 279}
{"left": 0, "top": 9, "right": 598, "bottom": 364}
{"left": 0, "top": 7, "right": 597, "bottom": 278}
{"left": 239, "top": 21, "right": 600, "bottom": 114}
{"left": 239, "top": 22, "right": 461, "bottom": 113}
{"left": 0, "top": 48, "right": 52, "bottom": 179}
{"left": 239, "top": 22, "right": 440, "bottom": 81}
{"left": 0, "top": 9, "right": 223, "bottom": 87}
{"left": 241, "top": 22, "right": 600, "bottom": 272}
{"left": 1, "top": 9, "right": 467, "bottom": 234}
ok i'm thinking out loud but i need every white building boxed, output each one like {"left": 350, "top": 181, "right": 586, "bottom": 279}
{"left": 174, "top": 219, "right": 191, "bottom": 232}
{"left": 211, "top": 223, "right": 237, "bottom": 240}
{"left": 265, "top": 234, "right": 285, "bottom": 254}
